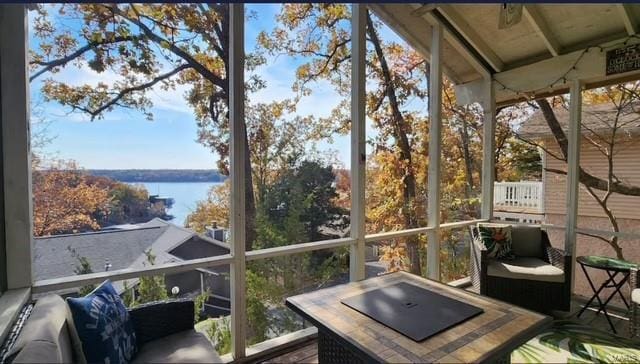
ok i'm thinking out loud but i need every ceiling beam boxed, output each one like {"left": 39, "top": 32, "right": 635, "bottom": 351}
{"left": 437, "top": 4, "right": 504, "bottom": 72}
{"left": 617, "top": 4, "right": 639, "bottom": 36}
{"left": 455, "top": 35, "right": 640, "bottom": 107}
{"left": 523, "top": 5, "right": 560, "bottom": 57}
{"left": 424, "top": 14, "right": 490, "bottom": 79}
{"left": 494, "top": 36, "right": 640, "bottom": 106}
{"left": 411, "top": 4, "right": 437, "bottom": 17}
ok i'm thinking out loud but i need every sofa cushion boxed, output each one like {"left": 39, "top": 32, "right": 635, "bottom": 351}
{"left": 511, "top": 225, "right": 542, "bottom": 258}
{"left": 7, "top": 295, "right": 74, "bottom": 363}
{"left": 65, "top": 304, "right": 88, "bottom": 364}
{"left": 67, "top": 281, "right": 137, "bottom": 364}
{"left": 12, "top": 340, "right": 60, "bottom": 363}
{"left": 132, "top": 330, "right": 222, "bottom": 364}
{"left": 477, "top": 223, "right": 515, "bottom": 260}
{"left": 487, "top": 257, "right": 564, "bottom": 283}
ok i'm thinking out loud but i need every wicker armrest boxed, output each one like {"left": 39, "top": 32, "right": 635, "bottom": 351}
{"left": 471, "top": 236, "right": 487, "bottom": 253}
{"left": 469, "top": 225, "right": 488, "bottom": 293}
{"left": 541, "top": 231, "right": 567, "bottom": 270}
{"left": 128, "top": 299, "right": 194, "bottom": 345}
{"left": 544, "top": 245, "right": 566, "bottom": 270}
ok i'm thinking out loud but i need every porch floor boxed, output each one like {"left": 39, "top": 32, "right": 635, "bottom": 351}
{"left": 257, "top": 298, "right": 632, "bottom": 364}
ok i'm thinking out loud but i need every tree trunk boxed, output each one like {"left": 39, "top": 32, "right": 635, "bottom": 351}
{"left": 367, "top": 12, "right": 422, "bottom": 276}
{"left": 538, "top": 97, "right": 627, "bottom": 260}
{"left": 459, "top": 112, "right": 474, "bottom": 198}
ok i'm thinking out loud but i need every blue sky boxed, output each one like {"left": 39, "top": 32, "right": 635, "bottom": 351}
{"left": 30, "top": 5, "right": 404, "bottom": 170}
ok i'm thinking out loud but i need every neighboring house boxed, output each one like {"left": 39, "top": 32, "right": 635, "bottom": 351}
{"left": 517, "top": 102, "right": 640, "bottom": 229}
{"left": 34, "top": 218, "right": 231, "bottom": 316}
{"left": 503, "top": 102, "right": 640, "bottom": 304}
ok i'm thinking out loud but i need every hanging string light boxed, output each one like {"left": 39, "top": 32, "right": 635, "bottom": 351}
{"left": 493, "top": 34, "right": 640, "bottom": 100}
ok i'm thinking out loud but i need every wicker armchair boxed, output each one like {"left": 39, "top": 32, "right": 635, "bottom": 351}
{"left": 469, "top": 224, "right": 572, "bottom": 313}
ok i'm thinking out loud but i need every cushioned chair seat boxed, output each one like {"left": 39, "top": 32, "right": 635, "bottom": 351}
{"left": 633, "top": 288, "right": 640, "bottom": 305}
{"left": 132, "top": 330, "right": 222, "bottom": 364}
{"left": 512, "top": 320, "right": 640, "bottom": 363}
{"left": 487, "top": 257, "right": 564, "bottom": 283}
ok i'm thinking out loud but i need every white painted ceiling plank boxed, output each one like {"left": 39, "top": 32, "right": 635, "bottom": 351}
{"left": 417, "top": 9, "right": 491, "bottom": 79}
{"left": 437, "top": 4, "right": 505, "bottom": 72}
{"left": 523, "top": 5, "right": 561, "bottom": 57}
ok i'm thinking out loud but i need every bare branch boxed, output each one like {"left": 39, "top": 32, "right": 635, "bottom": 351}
{"left": 545, "top": 167, "right": 640, "bottom": 196}
{"left": 577, "top": 231, "right": 613, "bottom": 244}
{"left": 515, "top": 133, "right": 564, "bottom": 161}
{"left": 85, "top": 63, "right": 190, "bottom": 119}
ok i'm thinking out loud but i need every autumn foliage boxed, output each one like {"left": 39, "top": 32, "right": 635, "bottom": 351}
{"left": 32, "top": 160, "right": 168, "bottom": 237}
{"left": 33, "top": 161, "right": 110, "bottom": 236}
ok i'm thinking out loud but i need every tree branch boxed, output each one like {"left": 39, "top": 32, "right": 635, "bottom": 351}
{"left": 108, "top": 4, "right": 226, "bottom": 91}
{"left": 545, "top": 167, "right": 640, "bottom": 196}
{"left": 30, "top": 35, "right": 142, "bottom": 82}
{"left": 85, "top": 63, "right": 190, "bottom": 119}
{"left": 537, "top": 98, "right": 640, "bottom": 196}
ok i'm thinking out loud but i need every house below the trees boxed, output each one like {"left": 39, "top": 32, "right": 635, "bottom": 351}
{"left": 514, "top": 102, "right": 640, "bottom": 227}
{"left": 34, "top": 218, "right": 231, "bottom": 317}
{"left": 497, "top": 101, "right": 640, "bottom": 303}
{"left": 494, "top": 102, "right": 640, "bottom": 225}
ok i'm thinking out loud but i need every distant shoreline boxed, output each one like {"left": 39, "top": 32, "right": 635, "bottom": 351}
{"left": 86, "top": 169, "right": 228, "bottom": 183}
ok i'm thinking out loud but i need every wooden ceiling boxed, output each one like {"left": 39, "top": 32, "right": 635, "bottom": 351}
{"left": 370, "top": 4, "right": 640, "bottom": 107}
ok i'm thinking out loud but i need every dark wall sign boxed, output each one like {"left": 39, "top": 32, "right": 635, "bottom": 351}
{"left": 606, "top": 44, "right": 640, "bottom": 76}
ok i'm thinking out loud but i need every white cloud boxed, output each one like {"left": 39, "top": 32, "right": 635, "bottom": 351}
{"left": 250, "top": 54, "right": 345, "bottom": 118}
{"left": 147, "top": 84, "right": 193, "bottom": 115}
{"left": 33, "top": 59, "right": 195, "bottom": 117}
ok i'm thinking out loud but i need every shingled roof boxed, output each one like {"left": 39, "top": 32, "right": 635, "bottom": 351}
{"left": 33, "top": 218, "right": 229, "bottom": 282}
{"left": 518, "top": 102, "right": 640, "bottom": 139}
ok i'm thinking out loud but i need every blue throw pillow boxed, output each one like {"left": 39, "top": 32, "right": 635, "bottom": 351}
{"left": 67, "top": 280, "right": 137, "bottom": 364}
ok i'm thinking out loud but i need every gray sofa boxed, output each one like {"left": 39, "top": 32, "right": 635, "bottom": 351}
{"left": 5, "top": 295, "right": 222, "bottom": 363}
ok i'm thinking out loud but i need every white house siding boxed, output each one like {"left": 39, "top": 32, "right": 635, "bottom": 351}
{"left": 542, "top": 136, "right": 640, "bottom": 307}
{"left": 543, "top": 136, "right": 640, "bottom": 221}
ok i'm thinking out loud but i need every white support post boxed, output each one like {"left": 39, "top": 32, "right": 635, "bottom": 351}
{"left": 565, "top": 80, "right": 582, "bottom": 291}
{"left": 229, "top": 3, "right": 246, "bottom": 359}
{"left": 539, "top": 146, "right": 546, "bottom": 214}
{"left": 349, "top": 4, "right": 366, "bottom": 282}
{"left": 426, "top": 23, "right": 443, "bottom": 281}
{"left": 0, "top": 5, "right": 32, "bottom": 290}
{"left": 481, "top": 78, "right": 496, "bottom": 220}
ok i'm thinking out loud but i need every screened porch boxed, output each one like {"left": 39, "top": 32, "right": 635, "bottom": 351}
{"left": 2, "top": 3, "right": 640, "bottom": 364}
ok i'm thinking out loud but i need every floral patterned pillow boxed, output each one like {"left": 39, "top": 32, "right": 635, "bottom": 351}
{"left": 477, "top": 223, "right": 515, "bottom": 260}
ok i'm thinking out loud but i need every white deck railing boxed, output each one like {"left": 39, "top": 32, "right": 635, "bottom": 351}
{"left": 494, "top": 181, "right": 544, "bottom": 213}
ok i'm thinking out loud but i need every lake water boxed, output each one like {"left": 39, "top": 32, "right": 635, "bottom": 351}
{"left": 133, "top": 182, "right": 222, "bottom": 226}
